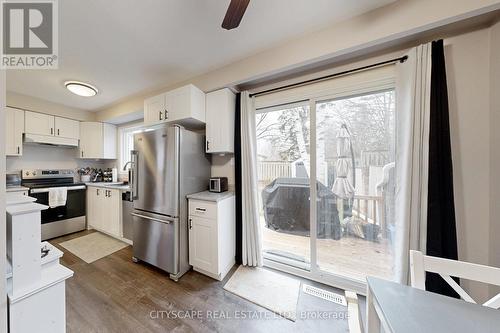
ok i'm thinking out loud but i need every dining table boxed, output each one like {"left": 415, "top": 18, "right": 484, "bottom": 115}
{"left": 366, "top": 276, "right": 500, "bottom": 332}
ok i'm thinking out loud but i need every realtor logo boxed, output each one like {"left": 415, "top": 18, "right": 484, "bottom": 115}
{"left": 1, "top": 0, "right": 58, "bottom": 69}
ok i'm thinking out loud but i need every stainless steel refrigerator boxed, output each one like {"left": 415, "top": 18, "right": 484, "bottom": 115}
{"left": 130, "top": 125, "right": 210, "bottom": 281}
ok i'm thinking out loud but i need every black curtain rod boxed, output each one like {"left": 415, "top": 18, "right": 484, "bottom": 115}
{"left": 249, "top": 55, "right": 408, "bottom": 98}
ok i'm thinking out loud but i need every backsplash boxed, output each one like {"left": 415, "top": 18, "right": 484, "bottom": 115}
{"left": 6, "top": 145, "right": 114, "bottom": 177}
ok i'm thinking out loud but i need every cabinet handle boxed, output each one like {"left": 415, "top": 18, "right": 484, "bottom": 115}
{"left": 50, "top": 128, "right": 53, "bottom": 135}
{"left": 189, "top": 219, "right": 192, "bottom": 229}
{"left": 108, "top": 190, "right": 111, "bottom": 198}
{"left": 195, "top": 208, "right": 206, "bottom": 212}
{"left": 206, "top": 141, "right": 209, "bottom": 151}
{"left": 164, "top": 109, "right": 168, "bottom": 119}
{"left": 159, "top": 111, "right": 163, "bottom": 121}
{"left": 81, "top": 151, "right": 84, "bottom": 158}
{"left": 97, "top": 189, "right": 100, "bottom": 196}
{"left": 17, "top": 146, "right": 20, "bottom": 154}
{"left": 57, "top": 129, "right": 60, "bottom": 136}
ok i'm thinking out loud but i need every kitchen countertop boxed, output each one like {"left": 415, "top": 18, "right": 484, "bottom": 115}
{"left": 186, "top": 191, "right": 235, "bottom": 202}
{"left": 6, "top": 186, "right": 29, "bottom": 193}
{"left": 6, "top": 202, "right": 48, "bottom": 216}
{"left": 85, "top": 182, "right": 130, "bottom": 191}
{"left": 6, "top": 195, "right": 37, "bottom": 206}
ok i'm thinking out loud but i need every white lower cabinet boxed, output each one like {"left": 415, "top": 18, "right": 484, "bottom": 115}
{"left": 189, "top": 216, "right": 217, "bottom": 273}
{"left": 188, "top": 195, "right": 235, "bottom": 281}
{"left": 87, "top": 187, "right": 121, "bottom": 238}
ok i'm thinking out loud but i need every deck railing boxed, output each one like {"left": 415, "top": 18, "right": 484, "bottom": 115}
{"left": 352, "top": 194, "right": 386, "bottom": 236}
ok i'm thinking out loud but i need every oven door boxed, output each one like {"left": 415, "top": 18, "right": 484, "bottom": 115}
{"left": 30, "top": 186, "right": 86, "bottom": 224}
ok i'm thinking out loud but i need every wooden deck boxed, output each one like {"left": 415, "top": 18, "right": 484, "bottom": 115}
{"left": 262, "top": 220, "right": 394, "bottom": 282}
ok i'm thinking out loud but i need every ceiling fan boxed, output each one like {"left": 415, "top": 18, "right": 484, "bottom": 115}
{"left": 221, "top": 0, "right": 250, "bottom": 30}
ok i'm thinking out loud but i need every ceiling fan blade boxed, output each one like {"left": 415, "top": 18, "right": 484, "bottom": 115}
{"left": 221, "top": 0, "right": 250, "bottom": 30}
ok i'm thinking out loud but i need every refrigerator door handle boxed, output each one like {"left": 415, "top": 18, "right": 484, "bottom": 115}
{"left": 131, "top": 212, "right": 173, "bottom": 224}
{"left": 131, "top": 150, "right": 139, "bottom": 200}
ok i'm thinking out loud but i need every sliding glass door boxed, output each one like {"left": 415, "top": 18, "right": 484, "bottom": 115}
{"left": 255, "top": 66, "right": 397, "bottom": 290}
{"left": 256, "top": 102, "right": 311, "bottom": 270}
{"left": 315, "top": 90, "right": 396, "bottom": 283}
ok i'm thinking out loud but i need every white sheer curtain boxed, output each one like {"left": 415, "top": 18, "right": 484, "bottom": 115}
{"left": 394, "top": 43, "right": 432, "bottom": 284}
{"left": 240, "top": 91, "right": 263, "bottom": 267}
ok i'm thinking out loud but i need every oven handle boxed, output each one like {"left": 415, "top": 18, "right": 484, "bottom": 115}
{"left": 30, "top": 185, "right": 86, "bottom": 194}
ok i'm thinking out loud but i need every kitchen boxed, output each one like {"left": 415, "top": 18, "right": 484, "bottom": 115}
{"left": 6, "top": 83, "right": 236, "bottom": 266}
{"left": 3, "top": 1, "right": 500, "bottom": 332}
{"left": 4, "top": 78, "right": 238, "bottom": 331}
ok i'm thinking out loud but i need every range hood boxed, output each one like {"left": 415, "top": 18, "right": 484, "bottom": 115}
{"left": 24, "top": 133, "right": 79, "bottom": 148}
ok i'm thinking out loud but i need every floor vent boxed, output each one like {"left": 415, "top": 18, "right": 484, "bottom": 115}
{"left": 302, "top": 284, "right": 347, "bottom": 306}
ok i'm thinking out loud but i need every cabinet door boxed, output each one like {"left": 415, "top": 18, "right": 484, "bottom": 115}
{"left": 165, "top": 86, "right": 190, "bottom": 122}
{"left": 103, "top": 123, "right": 117, "bottom": 159}
{"left": 189, "top": 216, "right": 217, "bottom": 274}
{"left": 79, "top": 122, "right": 103, "bottom": 159}
{"left": 5, "top": 107, "right": 24, "bottom": 156}
{"left": 102, "top": 189, "right": 121, "bottom": 237}
{"left": 87, "top": 187, "right": 102, "bottom": 230}
{"left": 205, "top": 89, "right": 235, "bottom": 153}
{"left": 144, "top": 94, "right": 166, "bottom": 125}
{"left": 25, "top": 111, "right": 54, "bottom": 136}
{"left": 55, "top": 117, "right": 79, "bottom": 139}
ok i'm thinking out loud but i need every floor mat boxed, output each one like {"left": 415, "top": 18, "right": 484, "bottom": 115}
{"left": 59, "top": 232, "right": 128, "bottom": 263}
{"left": 223, "top": 265, "right": 300, "bottom": 321}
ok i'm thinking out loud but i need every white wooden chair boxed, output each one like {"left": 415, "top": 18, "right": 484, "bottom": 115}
{"left": 410, "top": 250, "right": 500, "bottom": 308}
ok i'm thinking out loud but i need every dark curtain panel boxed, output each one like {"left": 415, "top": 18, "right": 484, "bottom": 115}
{"left": 426, "top": 39, "right": 459, "bottom": 298}
{"left": 234, "top": 93, "right": 243, "bottom": 264}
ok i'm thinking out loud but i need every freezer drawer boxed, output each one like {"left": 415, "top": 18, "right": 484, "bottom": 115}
{"left": 132, "top": 210, "right": 178, "bottom": 274}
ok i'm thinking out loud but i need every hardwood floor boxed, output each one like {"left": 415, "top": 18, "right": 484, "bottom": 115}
{"left": 51, "top": 230, "right": 355, "bottom": 333}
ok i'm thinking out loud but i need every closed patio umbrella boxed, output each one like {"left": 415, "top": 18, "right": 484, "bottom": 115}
{"left": 332, "top": 124, "right": 355, "bottom": 223}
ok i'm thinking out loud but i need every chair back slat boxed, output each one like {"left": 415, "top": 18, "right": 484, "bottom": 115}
{"left": 483, "top": 293, "right": 500, "bottom": 309}
{"left": 439, "top": 274, "right": 475, "bottom": 304}
{"left": 409, "top": 250, "right": 500, "bottom": 309}
{"left": 423, "top": 254, "right": 500, "bottom": 286}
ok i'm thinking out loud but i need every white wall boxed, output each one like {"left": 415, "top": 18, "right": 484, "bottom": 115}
{"left": 211, "top": 155, "right": 235, "bottom": 189}
{"left": 445, "top": 27, "right": 494, "bottom": 302}
{"left": 489, "top": 20, "right": 500, "bottom": 297}
{"left": 7, "top": 91, "right": 94, "bottom": 121}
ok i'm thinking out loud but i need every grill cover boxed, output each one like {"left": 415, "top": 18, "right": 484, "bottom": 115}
{"left": 261, "top": 177, "right": 343, "bottom": 240}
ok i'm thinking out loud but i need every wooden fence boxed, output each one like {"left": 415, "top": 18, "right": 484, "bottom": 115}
{"left": 258, "top": 161, "right": 292, "bottom": 182}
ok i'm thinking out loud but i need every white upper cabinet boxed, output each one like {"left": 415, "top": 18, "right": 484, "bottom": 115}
{"left": 25, "top": 111, "right": 80, "bottom": 141}
{"left": 205, "top": 88, "right": 235, "bottom": 154}
{"left": 144, "top": 84, "right": 206, "bottom": 127}
{"left": 55, "top": 117, "right": 79, "bottom": 140}
{"left": 144, "top": 94, "right": 165, "bottom": 124}
{"left": 5, "top": 107, "right": 24, "bottom": 156}
{"left": 103, "top": 123, "right": 117, "bottom": 159}
{"left": 25, "top": 111, "right": 54, "bottom": 136}
{"left": 79, "top": 122, "right": 117, "bottom": 159}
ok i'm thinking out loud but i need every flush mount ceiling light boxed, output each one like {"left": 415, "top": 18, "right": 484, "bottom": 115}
{"left": 64, "top": 81, "right": 98, "bottom": 97}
